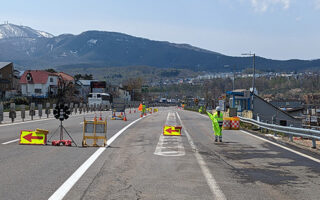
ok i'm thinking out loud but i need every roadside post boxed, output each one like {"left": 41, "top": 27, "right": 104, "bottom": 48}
{"left": 38, "top": 104, "right": 43, "bottom": 119}
{"left": 9, "top": 103, "right": 16, "bottom": 123}
{"left": 45, "top": 103, "right": 51, "bottom": 118}
{"left": 70, "top": 103, "right": 74, "bottom": 115}
{"left": 75, "top": 104, "right": 78, "bottom": 114}
{"left": 79, "top": 103, "right": 83, "bottom": 114}
{"left": 21, "top": 105, "right": 26, "bottom": 122}
{"left": 0, "top": 102, "right": 3, "bottom": 124}
{"left": 30, "top": 103, "right": 35, "bottom": 120}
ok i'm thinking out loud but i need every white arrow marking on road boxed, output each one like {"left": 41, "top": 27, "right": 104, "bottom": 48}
{"left": 48, "top": 115, "right": 149, "bottom": 200}
{"left": 177, "top": 112, "right": 226, "bottom": 200}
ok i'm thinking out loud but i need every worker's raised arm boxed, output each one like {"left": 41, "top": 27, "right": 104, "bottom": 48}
{"left": 207, "top": 111, "right": 214, "bottom": 121}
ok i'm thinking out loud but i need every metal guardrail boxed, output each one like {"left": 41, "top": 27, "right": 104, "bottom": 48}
{"left": 239, "top": 116, "right": 320, "bottom": 148}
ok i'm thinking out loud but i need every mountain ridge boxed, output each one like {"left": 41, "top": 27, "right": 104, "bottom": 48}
{"left": 0, "top": 23, "right": 319, "bottom": 72}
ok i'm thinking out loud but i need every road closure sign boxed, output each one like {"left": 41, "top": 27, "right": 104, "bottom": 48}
{"left": 163, "top": 126, "right": 182, "bottom": 136}
{"left": 20, "top": 129, "right": 48, "bottom": 145}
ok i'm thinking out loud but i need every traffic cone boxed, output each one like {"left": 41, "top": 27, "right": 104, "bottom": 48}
{"left": 99, "top": 113, "right": 102, "bottom": 121}
{"left": 94, "top": 115, "right": 97, "bottom": 121}
{"left": 134, "top": 110, "right": 136, "bottom": 113}
{"left": 129, "top": 109, "right": 131, "bottom": 114}
{"left": 140, "top": 113, "right": 143, "bottom": 118}
{"left": 121, "top": 112, "right": 123, "bottom": 116}
{"left": 123, "top": 116, "right": 127, "bottom": 121}
{"left": 144, "top": 113, "right": 147, "bottom": 116}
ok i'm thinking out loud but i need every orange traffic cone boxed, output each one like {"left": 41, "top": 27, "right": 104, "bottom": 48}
{"left": 129, "top": 110, "right": 131, "bottom": 114}
{"left": 140, "top": 114, "right": 143, "bottom": 118}
{"left": 99, "top": 113, "right": 102, "bottom": 121}
{"left": 94, "top": 115, "right": 97, "bottom": 121}
{"left": 144, "top": 113, "right": 147, "bottom": 116}
{"left": 123, "top": 116, "right": 127, "bottom": 121}
{"left": 121, "top": 112, "right": 123, "bottom": 116}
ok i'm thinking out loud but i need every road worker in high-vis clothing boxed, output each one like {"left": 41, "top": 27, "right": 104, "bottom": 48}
{"left": 207, "top": 106, "right": 224, "bottom": 142}
{"left": 198, "top": 106, "right": 203, "bottom": 113}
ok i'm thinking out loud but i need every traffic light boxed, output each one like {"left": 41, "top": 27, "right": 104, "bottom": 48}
{"left": 53, "top": 104, "right": 71, "bottom": 121}
{"left": 63, "top": 105, "right": 70, "bottom": 120}
{"left": 53, "top": 105, "right": 60, "bottom": 119}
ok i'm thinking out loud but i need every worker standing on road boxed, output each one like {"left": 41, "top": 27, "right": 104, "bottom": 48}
{"left": 198, "top": 106, "right": 203, "bottom": 113}
{"left": 142, "top": 103, "right": 146, "bottom": 115}
{"left": 207, "top": 106, "right": 224, "bottom": 142}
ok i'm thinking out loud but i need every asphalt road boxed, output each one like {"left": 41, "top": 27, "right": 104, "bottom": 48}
{"left": 0, "top": 108, "right": 319, "bottom": 200}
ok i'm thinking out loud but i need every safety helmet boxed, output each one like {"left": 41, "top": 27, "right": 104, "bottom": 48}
{"left": 216, "top": 106, "right": 222, "bottom": 111}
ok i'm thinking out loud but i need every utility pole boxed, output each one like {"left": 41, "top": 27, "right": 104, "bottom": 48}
{"left": 242, "top": 53, "right": 256, "bottom": 93}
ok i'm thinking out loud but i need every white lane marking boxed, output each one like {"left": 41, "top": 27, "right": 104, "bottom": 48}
{"left": 2, "top": 138, "right": 20, "bottom": 145}
{"left": 177, "top": 112, "right": 226, "bottom": 200}
{"left": 241, "top": 130, "right": 320, "bottom": 164}
{"left": 48, "top": 115, "right": 148, "bottom": 200}
{"left": 154, "top": 112, "right": 185, "bottom": 157}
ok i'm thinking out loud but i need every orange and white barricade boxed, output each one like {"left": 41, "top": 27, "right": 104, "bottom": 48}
{"left": 231, "top": 117, "right": 240, "bottom": 130}
{"left": 223, "top": 117, "right": 232, "bottom": 130}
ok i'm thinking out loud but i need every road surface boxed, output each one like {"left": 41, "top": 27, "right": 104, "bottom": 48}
{"left": 0, "top": 107, "right": 319, "bottom": 200}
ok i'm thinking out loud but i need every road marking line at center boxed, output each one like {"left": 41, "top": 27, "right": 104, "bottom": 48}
{"left": 176, "top": 112, "right": 226, "bottom": 200}
{"left": 48, "top": 115, "right": 148, "bottom": 200}
{"left": 241, "top": 130, "right": 320, "bottom": 164}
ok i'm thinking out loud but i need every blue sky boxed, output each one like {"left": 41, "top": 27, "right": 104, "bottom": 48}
{"left": 0, "top": 0, "right": 320, "bottom": 60}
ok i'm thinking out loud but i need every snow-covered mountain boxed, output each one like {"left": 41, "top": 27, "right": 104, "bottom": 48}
{"left": 0, "top": 23, "right": 54, "bottom": 39}
{"left": 0, "top": 23, "right": 319, "bottom": 71}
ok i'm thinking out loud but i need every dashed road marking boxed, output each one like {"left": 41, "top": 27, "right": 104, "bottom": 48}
{"left": 177, "top": 112, "right": 226, "bottom": 200}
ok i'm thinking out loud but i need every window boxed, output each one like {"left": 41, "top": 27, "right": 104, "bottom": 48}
{"left": 35, "top": 89, "right": 42, "bottom": 94}
{"left": 50, "top": 78, "right": 54, "bottom": 82}
{"left": 280, "top": 120, "right": 287, "bottom": 126}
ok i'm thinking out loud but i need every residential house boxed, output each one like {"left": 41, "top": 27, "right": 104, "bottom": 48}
{"left": 20, "top": 70, "right": 59, "bottom": 98}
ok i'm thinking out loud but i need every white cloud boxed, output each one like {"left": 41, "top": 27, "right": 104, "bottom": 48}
{"left": 250, "top": 0, "right": 290, "bottom": 12}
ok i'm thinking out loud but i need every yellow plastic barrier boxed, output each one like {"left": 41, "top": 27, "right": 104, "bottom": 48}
{"left": 82, "top": 119, "right": 107, "bottom": 147}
